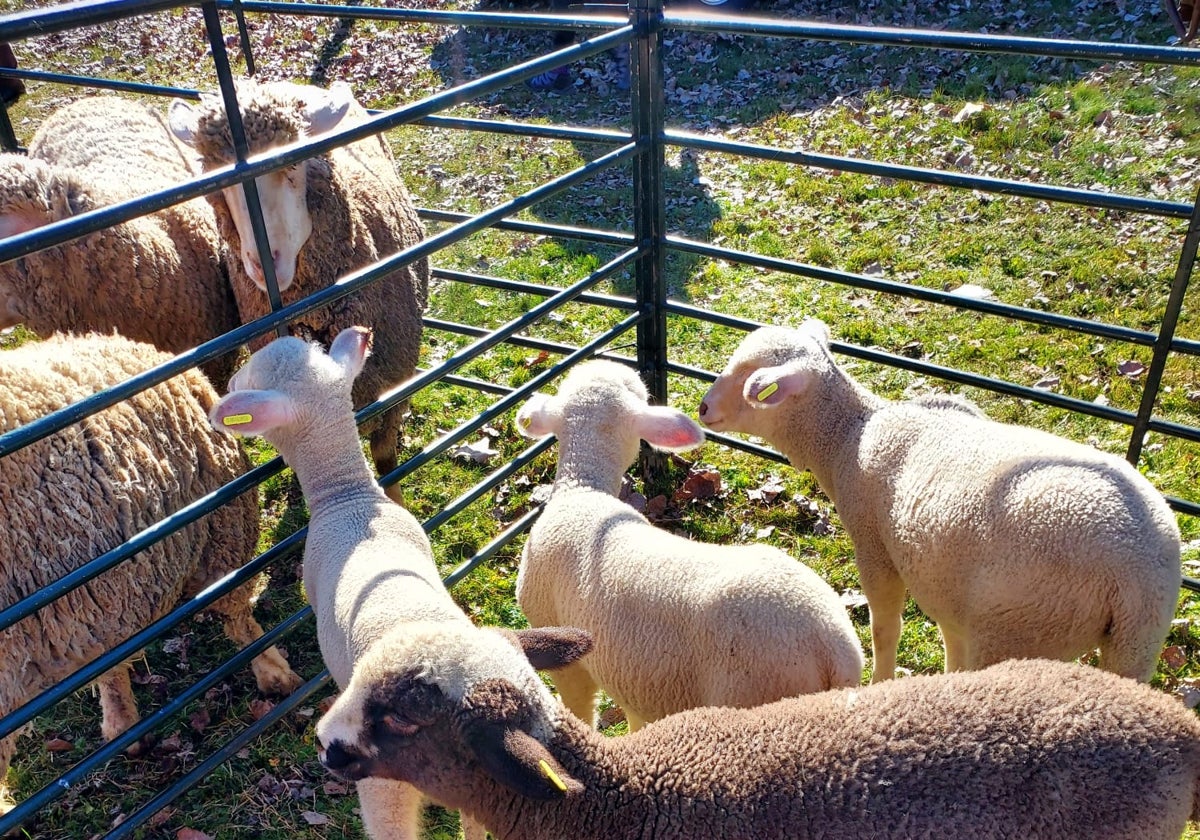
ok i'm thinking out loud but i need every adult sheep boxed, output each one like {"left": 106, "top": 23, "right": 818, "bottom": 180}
{"left": 317, "top": 621, "right": 1200, "bottom": 840}
{"left": 698, "top": 319, "right": 1181, "bottom": 683}
{"left": 0, "top": 95, "right": 239, "bottom": 389}
{"left": 514, "top": 359, "right": 864, "bottom": 732}
{"left": 168, "top": 79, "right": 429, "bottom": 504}
{"left": 0, "top": 332, "right": 302, "bottom": 815}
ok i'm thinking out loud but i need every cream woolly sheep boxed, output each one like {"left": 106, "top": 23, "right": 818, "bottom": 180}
{"left": 0, "top": 95, "right": 239, "bottom": 389}
{"left": 317, "top": 621, "right": 1200, "bottom": 840}
{"left": 209, "top": 326, "right": 481, "bottom": 840}
{"left": 698, "top": 320, "right": 1182, "bottom": 683}
{"left": 514, "top": 359, "right": 864, "bottom": 731}
{"left": 170, "top": 79, "right": 429, "bottom": 504}
{"left": 0, "top": 332, "right": 302, "bottom": 813}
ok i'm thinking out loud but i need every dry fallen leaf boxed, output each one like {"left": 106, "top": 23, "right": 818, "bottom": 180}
{"left": 1117, "top": 360, "right": 1146, "bottom": 378}
{"left": 302, "top": 811, "right": 331, "bottom": 826}
{"left": 176, "top": 830, "right": 214, "bottom": 840}
{"left": 449, "top": 437, "right": 499, "bottom": 465}
{"left": 1162, "top": 644, "right": 1188, "bottom": 670}
{"left": 44, "top": 738, "right": 73, "bottom": 753}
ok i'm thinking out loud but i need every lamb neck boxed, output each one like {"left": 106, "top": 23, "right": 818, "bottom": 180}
{"left": 551, "top": 432, "right": 633, "bottom": 497}
{"left": 780, "top": 369, "right": 883, "bottom": 504}
{"left": 278, "top": 419, "right": 385, "bottom": 512}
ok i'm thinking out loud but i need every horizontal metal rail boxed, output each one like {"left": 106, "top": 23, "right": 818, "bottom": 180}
{"left": 663, "top": 235, "right": 1200, "bottom": 357}
{"left": 419, "top": 208, "right": 635, "bottom": 248}
{"left": 0, "top": 0, "right": 194, "bottom": 41}
{"left": 417, "top": 115, "right": 630, "bottom": 145}
{"left": 663, "top": 11, "right": 1200, "bottom": 66}
{"left": 217, "top": 0, "right": 627, "bottom": 30}
{"left": 665, "top": 130, "right": 1193, "bottom": 221}
{"left": 0, "top": 138, "right": 639, "bottom": 459}
{"left": 434, "top": 267, "right": 637, "bottom": 311}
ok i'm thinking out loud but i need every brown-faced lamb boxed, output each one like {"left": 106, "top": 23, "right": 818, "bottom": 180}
{"left": 317, "top": 620, "right": 1200, "bottom": 840}
{"left": 0, "top": 95, "right": 239, "bottom": 388}
{"left": 514, "top": 359, "right": 864, "bottom": 731}
{"left": 170, "top": 79, "right": 429, "bottom": 504}
{"left": 698, "top": 319, "right": 1182, "bottom": 683}
{"left": 0, "top": 332, "right": 302, "bottom": 814}
{"left": 208, "top": 326, "right": 482, "bottom": 840}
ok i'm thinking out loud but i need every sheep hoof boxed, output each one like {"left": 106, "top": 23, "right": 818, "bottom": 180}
{"left": 251, "top": 648, "right": 304, "bottom": 695}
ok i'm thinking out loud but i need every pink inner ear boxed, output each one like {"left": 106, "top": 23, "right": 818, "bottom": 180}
{"left": 0, "top": 211, "right": 42, "bottom": 239}
{"left": 639, "top": 407, "right": 706, "bottom": 452}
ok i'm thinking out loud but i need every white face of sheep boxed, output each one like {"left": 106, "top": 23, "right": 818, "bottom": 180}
{"left": 168, "top": 87, "right": 353, "bottom": 293}
{"left": 315, "top": 623, "right": 591, "bottom": 808}
{"left": 697, "top": 319, "right": 832, "bottom": 434}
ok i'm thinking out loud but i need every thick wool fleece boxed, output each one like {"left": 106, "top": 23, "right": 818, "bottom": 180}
{"left": 0, "top": 332, "right": 298, "bottom": 808}
{"left": 516, "top": 360, "right": 863, "bottom": 731}
{"left": 185, "top": 80, "right": 428, "bottom": 484}
{"left": 468, "top": 659, "right": 1200, "bottom": 840}
{"left": 700, "top": 322, "right": 1181, "bottom": 683}
{"left": 0, "top": 96, "right": 238, "bottom": 388}
{"left": 320, "top": 627, "right": 1200, "bottom": 840}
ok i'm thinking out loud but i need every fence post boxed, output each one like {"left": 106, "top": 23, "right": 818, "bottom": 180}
{"left": 1124, "top": 187, "right": 1199, "bottom": 465}
{"left": 629, "top": 0, "right": 667, "bottom": 405}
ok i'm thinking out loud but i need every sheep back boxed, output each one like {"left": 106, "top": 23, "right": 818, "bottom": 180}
{"left": 0, "top": 332, "right": 259, "bottom": 695}
{"left": 0, "top": 96, "right": 238, "bottom": 388}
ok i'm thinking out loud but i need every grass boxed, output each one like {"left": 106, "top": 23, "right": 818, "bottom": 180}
{"left": 3, "top": 0, "right": 1200, "bottom": 836}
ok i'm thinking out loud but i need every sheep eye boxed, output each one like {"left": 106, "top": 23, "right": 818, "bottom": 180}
{"left": 379, "top": 712, "right": 420, "bottom": 737}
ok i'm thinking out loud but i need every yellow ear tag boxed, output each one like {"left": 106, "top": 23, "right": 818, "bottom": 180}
{"left": 537, "top": 759, "right": 569, "bottom": 793}
{"left": 518, "top": 414, "right": 532, "bottom": 430}
{"left": 756, "top": 381, "right": 779, "bottom": 402}
{"left": 222, "top": 413, "right": 254, "bottom": 427}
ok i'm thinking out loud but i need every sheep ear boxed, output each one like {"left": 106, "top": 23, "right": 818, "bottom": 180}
{"left": 462, "top": 716, "right": 581, "bottom": 801}
{"left": 511, "top": 627, "right": 594, "bottom": 671}
{"left": 209, "top": 390, "right": 297, "bottom": 436}
{"left": 742, "top": 363, "right": 811, "bottom": 409}
{"left": 634, "top": 405, "right": 706, "bottom": 452}
{"left": 798, "top": 318, "right": 831, "bottom": 346}
{"left": 329, "top": 326, "right": 371, "bottom": 379}
{"left": 167, "top": 99, "right": 199, "bottom": 146}
{"left": 0, "top": 211, "right": 40, "bottom": 238}
{"left": 515, "top": 393, "right": 562, "bottom": 439}
{"left": 302, "top": 86, "right": 352, "bottom": 136}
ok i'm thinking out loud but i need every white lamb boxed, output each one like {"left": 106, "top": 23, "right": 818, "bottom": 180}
{"left": 316, "top": 620, "right": 1200, "bottom": 840}
{"left": 698, "top": 319, "right": 1182, "bottom": 683}
{"left": 208, "top": 326, "right": 482, "bottom": 840}
{"left": 514, "top": 359, "right": 864, "bottom": 731}
{"left": 171, "top": 79, "right": 429, "bottom": 504}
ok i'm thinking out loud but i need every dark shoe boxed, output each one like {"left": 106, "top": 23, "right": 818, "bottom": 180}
{"left": 527, "top": 66, "right": 572, "bottom": 91}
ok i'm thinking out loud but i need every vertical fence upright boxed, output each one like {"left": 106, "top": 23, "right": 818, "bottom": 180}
{"left": 629, "top": 0, "right": 667, "bottom": 406}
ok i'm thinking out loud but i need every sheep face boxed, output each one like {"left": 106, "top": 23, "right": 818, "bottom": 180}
{"left": 698, "top": 320, "right": 832, "bottom": 435}
{"left": 167, "top": 82, "right": 354, "bottom": 293}
{"left": 515, "top": 360, "right": 705, "bottom": 477}
{"left": 0, "top": 157, "right": 95, "bottom": 328}
{"left": 209, "top": 325, "right": 370, "bottom": 443}
{"left": 316, "top": 622, "right": 589, "bottom": 806}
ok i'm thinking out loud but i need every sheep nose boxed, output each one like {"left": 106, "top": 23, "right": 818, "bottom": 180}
{"left": 321, "top": 740, "right": 352, "bottom": 770}
{"left": 699, "top": 400, "right": 709, "bottom": 417}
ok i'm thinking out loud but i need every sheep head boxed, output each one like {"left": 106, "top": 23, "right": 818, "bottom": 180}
{"left": 209, "top": 325, "right": 370, "bottom": 446}
{"left": 515, "top": 360, "right": 705, "bottom": 489}
{"left": 167, "top": 80, "right": 355, "bottom": 292}
{"left": 0, "top": 155, "right": 102, "bottom": 328}
{"left": 316, "top": 622, "right": 591, "bottom": 808}
{"left": 698, "top": 319, "right": 832, "bottom": 435}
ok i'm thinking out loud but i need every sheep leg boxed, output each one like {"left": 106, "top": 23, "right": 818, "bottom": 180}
{"left": 460, "top": 815, "right": 489, "bottom": 840}
{"left": 369, "top": 405, "right": 403, "bottom": 505}
{"left": 210, "top": 584, "right": 304, "bottom": 696}
{"left": 357, "top": 777, "right": 424, "bottom": 840}
{"left": 940, "top": 626, "right": 969, "bottom": 673}
{"left": 624, "top": 709, "right": 648, "bottom": 733}
{"left": 859, "top": 558, "right": 906, "bottom": 683}
{"left": 97, "top": 664, "right": 141, "bottom": 745}
{"left": 0, "top": 732, "right": 15, "bottom": 815}
{"left": 549, "top": 662, "right": 601, "bottom": 728}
